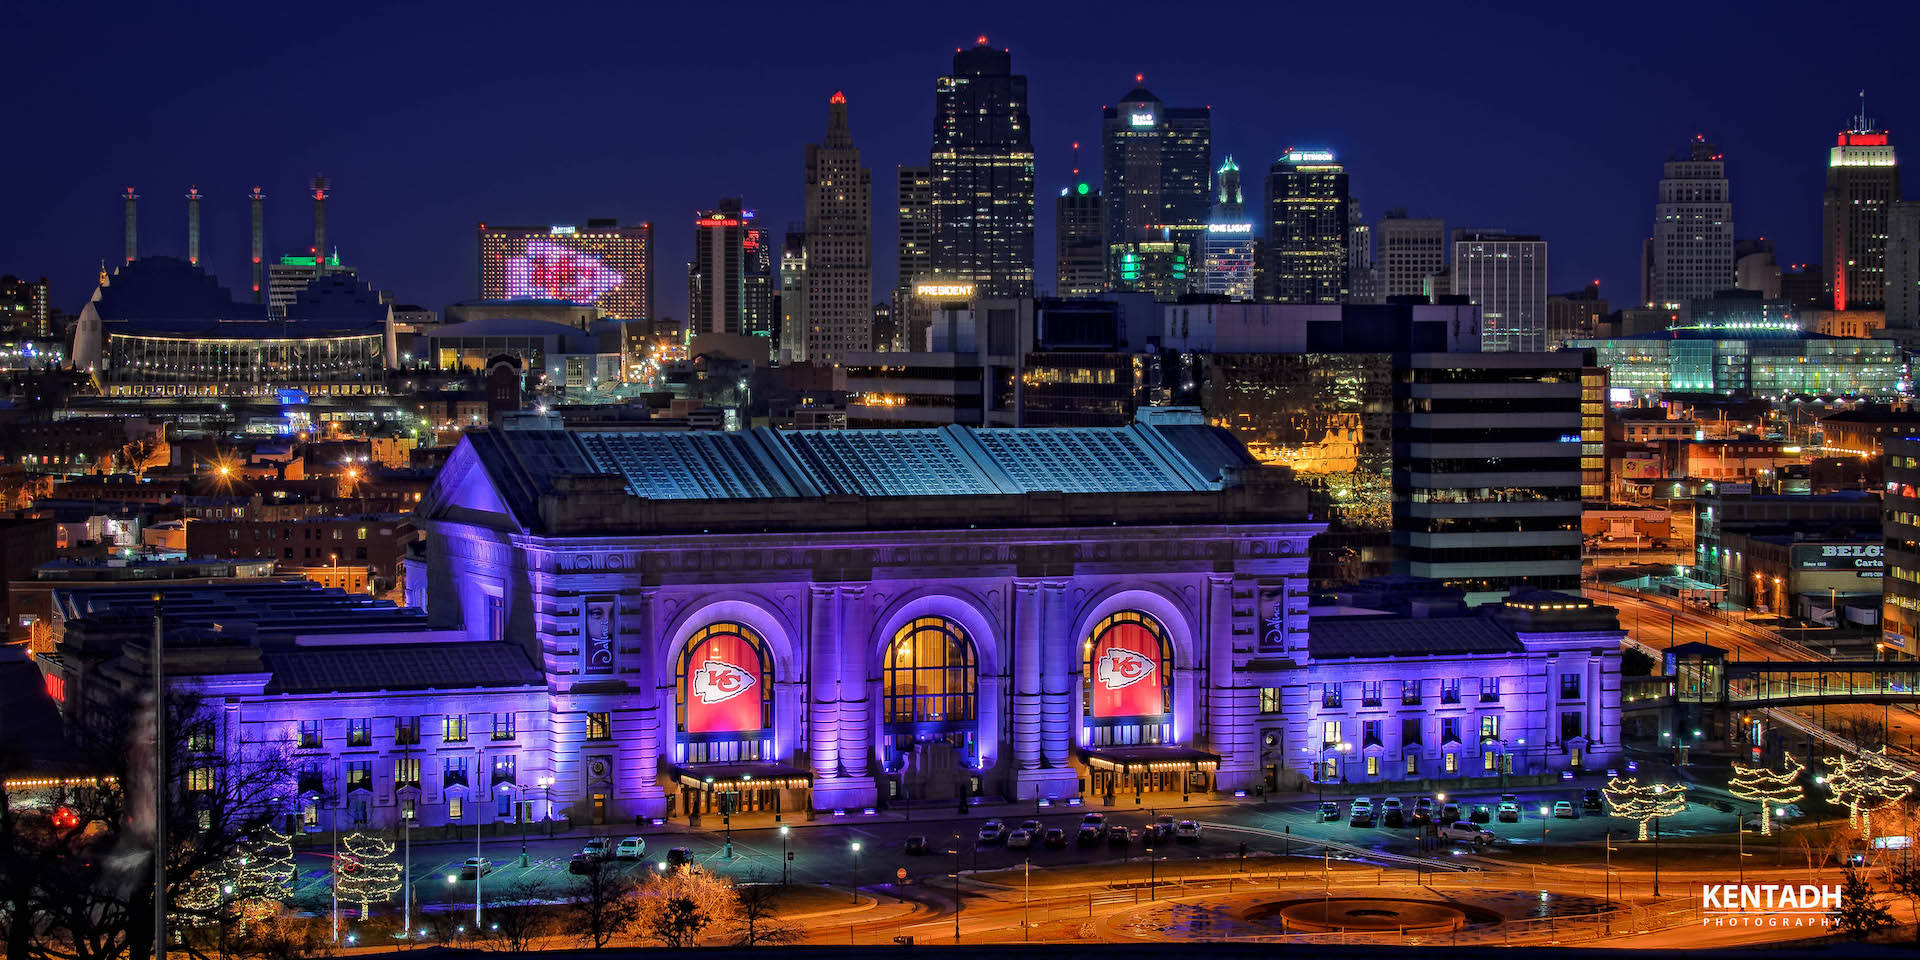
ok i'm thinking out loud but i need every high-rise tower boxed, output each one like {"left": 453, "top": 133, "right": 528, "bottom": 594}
{"left": 1100, "top": 76, "right": 1210, "bottom": 278}
{"left": 1453, "top": 230, "right": 1549, "bottom": 351}
{"left": 249, "top": 187, "right": 266, "bottom": 304}
{"left": 1258, "top": 150, "right": 1348, "bottom": 303}
{"left": 1056, "top": 142, "right": 1106, "bottom": 298}
{"left": 123, "top": 186, "right": 138, "bottom": 264}
{"left": 1200, "top": 156, "right": 1254, "bottom": 299}
{"left": 1647, "top": 137, "right": 1734, "bottom": 310}
{"left": 311, "top": 174, "right": 329, "bottom": 262}
{"left": 185, "top": 186, "right": 203, "bottom": 266}
{"left": 929, "top": 37, "right": 1035, "bottom": 298}
{"left": 1824, "top": 93, "right": 1901, "bottom": 310}
{"left": 799, "top": 91, "right": 873, "bottom": 365}
{"left": 1378, "top": 211, "right": 1447, "bottom": 299}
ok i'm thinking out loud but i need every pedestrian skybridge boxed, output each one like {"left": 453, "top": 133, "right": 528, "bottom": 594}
{"left": 1621, "top": 641, "right": 1920, "bottom": 710}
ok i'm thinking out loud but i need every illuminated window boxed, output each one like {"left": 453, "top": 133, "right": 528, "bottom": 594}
{"left": 394, "top": 757, "right": 420, "bottom": 787}
{"left": 443, "top": 715, "right": 468, "bottom": 743}
{"left": 677, "top": 623, "right": 775, "bottom": 764}
{"left": 1481, "top": 715, "right": 1500, "bottom": 739}
{"left": 1259, "top": 687, "right": 1283, "bottom": 713}
{"left": 1444, "top": 752, "right": 1458, "bottom": 774}
{"left": 347, "top": 719, "right": 371, "bottom": 747}
{"left": 884, "top": 617, "right": 977, "bottom": 727}
{"left": 1323, "top": 720, "right": 1342, "bottom": 747}
{"left": 1483, "top": 751, "right": 1498, "bottom": 773}
{"left": 587, "top": 712, "right": 612, "bottom": 741}
{"left": 448, "top": 795, "right": 464, "bottom": 821}
{"left": 185, "top": 766, "right": 214, "bottom": 792}
{"left": 1405, "top": 754, "right": 1418, "bottom": 775}
{"left": 1365, "top": 755, "right": 1379, "bottom": 777}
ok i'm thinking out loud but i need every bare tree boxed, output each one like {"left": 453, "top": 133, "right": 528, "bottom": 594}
{"left": 567, "top": 858, "right": 639, "bottom": 949}
{"left": 731, "top": 878, "right": 797, "bottom": 947}
{"left": 645, "top": 898, "right": 708, "bottom": 949}
{"left": 478, "top": 879, "right": 551, "bottom": 953}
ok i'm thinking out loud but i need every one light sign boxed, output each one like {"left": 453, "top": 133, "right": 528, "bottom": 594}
{"left": 914, "top": 283, "right": 974, "bottom": 298}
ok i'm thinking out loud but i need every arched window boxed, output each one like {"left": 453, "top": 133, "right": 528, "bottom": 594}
{"left": 1082, "top": 611, "right": 1174, "bottom": 746}
{"left": 676, "top": 622, "right": 774, "bottom": 764}
{"left": 884, "top": 617, "right": 977, "bottom": 729}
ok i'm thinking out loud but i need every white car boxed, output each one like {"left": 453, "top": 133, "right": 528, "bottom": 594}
{"left": 615, "top": 836, "right": 646, "bottom": 860}
{"left": 1497, "top": 801, "right": 1520, "bottom": 823}
{"left": 1174, "top": 820, "right": 1201, "bottom": 840}
{"left": 978, "top": 820, "right": 1009, "bottom": 843}
{"left": 1552, "top": 800, "right": 1577, "bottom": 819}
{"left": 1443, "top": 821, "right": 1495, "bottom": 844}
{"left": 1006, "top": 828, "right": 1033, "bottom": 849}
{"left": 459, "top": 856, "right": 493, "bottom": 878}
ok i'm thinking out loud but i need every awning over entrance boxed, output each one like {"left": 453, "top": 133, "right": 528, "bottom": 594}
{"left": 1079, "top": 746, "right": 1220, "bottom": 774}
{"left": 666, "top": 762, "right": 812, "bottom": 791}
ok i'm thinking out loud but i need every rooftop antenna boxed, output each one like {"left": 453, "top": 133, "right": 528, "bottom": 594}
{"left": 185, "top": 186, "right": 202, "bottom": 266}
{"left": 310, "top": 173, "right": 329, "bottom": 268}
{"left": 123, "top": 186, "right": 139, "bottom": 263}
{"left": 1071, "top": 141, "right": 1081, "bottom": 177}
{"left": 1855, "top": 89, "right": 1873, "bottom": 132}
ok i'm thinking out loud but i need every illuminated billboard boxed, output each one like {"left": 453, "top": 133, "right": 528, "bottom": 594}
{"left": 914, "top": 282, "right": 975, "bottom": 298}
{"left": 683, "top": 626, "right": 766, "bottom": 734}
{"left": 478, "top": 222, "right": 653, "bottom": 319}
{"left": 1089, "top": 615, "right": 1167, "bottom": 719}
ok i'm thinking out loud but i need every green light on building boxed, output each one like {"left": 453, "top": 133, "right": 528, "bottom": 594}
{"left": 1076, "top": 182, "right": 1089, "bottom": 196}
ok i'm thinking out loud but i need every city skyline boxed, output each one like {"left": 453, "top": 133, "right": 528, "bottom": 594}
{"left": 0, "top": 3, "right": 1911, "bottom": 324}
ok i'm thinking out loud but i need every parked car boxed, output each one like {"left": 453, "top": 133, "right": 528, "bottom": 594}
{"left": 1319, "top": 801, "right": 1340, "bottom": 822}
{"left": 1469, "top": 805, "right": 1492, "bottom": 824}
{"left": 905, "top": 835, "right": 932, "bottom": 856}
{"left": 1108, "top": 826, "right": 1133, "bottom": 847}
{"left": 1007, "top": 828, "right": 1034, "bottom": 850}
{"left": 979, "top": 820, "right": 1009, "bottom": 843}
{"left": 568, "top": 853, "right": 598, "bottom": 875}
{"left": 1081, "top": 812, "right": 1109, "bottom": 833}
{"left": 1174, "top": 820, "right": 1202, "bottom": 841}
{"left": 1439, "top": 803, "right": 1460, "bottom": 823}
{"left": 1076, "top": 825, "right": 1104, "bottom": 846}
{"left": 1582, "top": 789, "right": 1604, "bottom": 812}
{"left": 615, "top": 837, "right": 646, "bottom": 860}
{"left": 582, "top": 838, "right": 610, "bottom": 861}
{"left": 459, "top": 857, "right": 493, "bottom": 878}
{"left": 1021, "top": 819, "right": 1042, "bottom": 835}
{"left": 1497, "top": 802, "right": 1520, "bottom": 823}
{"left": 1553, "top": 800, "right": 1577, "bottom": 819}
{"left": 1382, "top": 798, "right": 1406, "bottom": 827}
{"left": 1153, "top": 815, "right": 1177, "bottom": 838}
{"left": 1412, "top": 797, "right": 1435, "bottom": 824}
{"left": 1443, "top": 821, "right": 1496, "bottom": 844}
{"left": 665, "top": 847, "right": 692, "bottom": 868}
{"left": 1350, "top": 806, "right": 1376, "bottom": 827}
{"left": 1042, "top": 828, "right": 1067, "bottom": 849}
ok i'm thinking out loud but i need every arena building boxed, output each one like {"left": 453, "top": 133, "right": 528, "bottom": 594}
{"left": 36, "top": 409, "right": 1624, "bottom": 833}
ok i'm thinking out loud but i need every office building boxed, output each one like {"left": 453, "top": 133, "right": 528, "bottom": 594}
{"left": 1736, "top": 238, "right": 1782, "bottom": 299}
{"left": 1452, "top": 231, "right": 1548, "bottom": 351}
{"left": 1258, "top": 150, "right": 1348, "bottom": 304}
{"left": 1200, "top": 157, "right": 1256, "bottom": 299}
{"left": 1347, "top": 200, "right": 1380, "bottom": 304}
{"left": 1394, "top": 351, "right": 1585, "bottom": 602}
{"left": 1647, "top": 138, "right": 1735, "bottom": 310}
{"left": 1100, "top": 80, "right": 1210, "bottom": 271}
{"left": 1570, "top": 324, "right": 1901, "bottom": 400}
{"left": 1378, "top": 212, "right": 1446, "bottom": 300}
{"left": 1547, "top": 283, "right": 1608, "bottom": 345}
{"left": 929, "top": 38, "right": 1035, "bottom": 298}
{"left": 895, "top": 165, "right": 936, "bottom": 302}
{"left": 688, "top": 198, "right": 773, "bottom": 343}
{"left": 779, "top": 231, "right": 806, "bottom": 361}
{"left": 1824, "top": 100, "right": 1902, "bottom": 310}
{"left": 1056, "top": 179, "right": 1107, "bottom": 297}
{"left": 1887, "top": 202, "right": 1920, "bottom": 336}
{"left": 0, "top": 275, "right": 51, "bottom": 337}
{"left": 1885, "top": 436, "right": 1920, "bottom": 655}
{"left": 798, "top": 92, "right": 873, "bottom": 365}
{"left": 1108, "top": 239, "right": 1190, "bottom": 299}
{"left": 477, "top": 220, "right": 654, "bottom": 320}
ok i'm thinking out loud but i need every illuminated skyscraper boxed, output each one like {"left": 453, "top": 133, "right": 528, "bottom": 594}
{"left": 799, "top": 91, "right": 873, "bottom": 365}
{"left": 1647, "top": 137, "right": 1734, "bottom": 310}
{"left": 478, "top": 220, "right": 654, "bottom": 319}
{"left": 1055, "top": 179, "right": 1106, "bottom": 297}
{"left": 779, "top": 230, "right": 807, "bottom": 361}
{"left": 1100, "top": 79, "right": 1210, "bottom": 279}
{"left": 1347, "top": 199, "right": 1381, "bottom": 305}
{"left": 1888, "top": 203, "right": 1920, "bottom": 336}
{"left": 1378, "top": 211, "right": 1446, "bottom": 299}
{"left": 1824, "top": 96, "right": 1901, "bottom": 310}
{"left": 1452, "top": 230, "right": 1548, "bottom": 351}
{"left": 689, "top": 198, "right": 771, "bottom": 339}
{"left": 1258, "top": 150, "right": 1349, "bottom": 303}
{"left": 1200, "top": 157, "right": 1254, "bottom": 299}
{"left": 929, "top": 37, "right": 1035, "bottom": 298}
{"left": 895, "top": 165, "right": 935, "bottom": 302}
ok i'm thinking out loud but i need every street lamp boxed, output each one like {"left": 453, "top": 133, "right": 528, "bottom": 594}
{"left": 850, "top": 841, "right": 862, "bottom": 903}
{"left": 1538, "top": 805, "right": 1551, "bottom": 868}
{"left": 1145, "top": 843, "right": 1157, "bottom": 901}
{"left": 537, "top": 775, "right": 555, "bottom": 838}
{"left": 779, "top": 825, "right": 790, "bottom": 886}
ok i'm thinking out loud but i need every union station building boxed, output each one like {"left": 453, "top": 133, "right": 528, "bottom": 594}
{"left": 38, "top": 408, "right": 1624, "bottom": 832}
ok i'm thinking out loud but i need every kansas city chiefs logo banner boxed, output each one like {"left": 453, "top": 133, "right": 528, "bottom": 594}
{"left": 685, "top": 633, "right": 764, "bottom": 734}
{"left": 692, "top": 659, "right": 756, "bottom": 704}
{"left": 1097, "top": 648, "right": 1154, "bottom": 689}
{"left": 1090, "top": 622, "right": 1163, "bottom": 719}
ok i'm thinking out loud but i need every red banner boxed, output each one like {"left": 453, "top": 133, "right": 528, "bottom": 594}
{"left": 686, "top": 631, "right": 764, "bottom": 734}
{"left": 1090, "top": 621, "right": 1164, "bottom": 718}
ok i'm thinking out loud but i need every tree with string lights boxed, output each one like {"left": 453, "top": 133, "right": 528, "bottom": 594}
{"left": 335, "top": 832, "right": 403, "bottom": 918}
{"left": 1824, "top": 747, "right": 1917, "bottom": 839}
{"left": 1603, "top": 776, "right": 1687, "bottom": 840}
{"left": 1729, "top": 755, "right": 1805, "bottom": 836}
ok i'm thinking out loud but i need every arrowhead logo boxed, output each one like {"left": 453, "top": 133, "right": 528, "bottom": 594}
{"left": 691, "top": 658, "right": 756, "bottom": 704}
{"left": 1096, "top": 647, "right": 1155, "bottom": 690}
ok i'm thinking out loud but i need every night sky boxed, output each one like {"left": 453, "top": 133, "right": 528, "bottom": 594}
{"left": 3, "top": 0, "right": 1914, "bottom": 320}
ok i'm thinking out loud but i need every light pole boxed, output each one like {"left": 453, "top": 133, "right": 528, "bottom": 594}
{"left": 1145, "top": 843, "right": 1157, "bottom": 901}
{"left": 1023, "top": 857, "right": 1031, "bottom": 941}
{"left": 952, "top": 833, "right": 962, "bottom": 944}
{"left": 850, "top": 841, "right": 862, "bottom": 903}
{"left": 1538, "top": 805, "right": 1550, "bottom": 870}
{"left": 779, "top": 825, "right": 790, "bottom": 886}
{"left": 538, "top": 775, "right": 555, "bottom": 838}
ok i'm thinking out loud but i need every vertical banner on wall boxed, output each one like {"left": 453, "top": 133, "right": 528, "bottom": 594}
{"left": 686, "top": 630, "right": 764, "bottom": 733}
{"left": 1091, "top": 620, "right": 1164, "bottom": 718}
{"left": 583, "top": 598, "right": 616, "bottom": 675}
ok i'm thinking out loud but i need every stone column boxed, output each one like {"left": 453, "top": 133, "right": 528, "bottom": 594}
{"left": 1010, "top": 580, "right": 1043, "bottom": 771}
{"left": 630, "top": 588, "right": 666, "bottom": 813}
{"left": 806, "top": 585, "right": 840, "bottom": 779}
{"left": 836, "top": 585, "right": 871, "bottom": 779}
{"left": 1039, "top": 581, "right": 1073, "bottom": 770}
{"left": 1205, "top": 574, "right": 1252, "bottom": 788}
